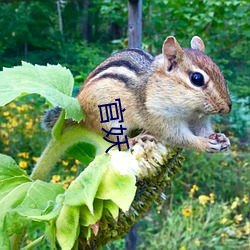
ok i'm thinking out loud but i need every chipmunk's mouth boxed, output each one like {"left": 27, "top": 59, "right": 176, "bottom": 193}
{"left": 204, "top": 100, "right": 232, "bottom": 115}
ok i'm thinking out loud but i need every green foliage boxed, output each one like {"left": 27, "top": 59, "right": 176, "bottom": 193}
{"left": 142, "top": 0, "right": 250, "bottom": 99}
{"left": 0, "top": 0, "right": 249, "bottom": 100}
{"left": 138, "top": 196, "right": 249, "bottom": 249}
{"left": 0, "top": 62, "right": 84, "bottom": 121}
{"left": 0, "top": 154, "right": 64, "bottom": 249}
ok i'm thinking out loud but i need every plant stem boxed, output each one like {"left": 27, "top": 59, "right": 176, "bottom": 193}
{"left": 30, "top": 126, "right": 109, "bottom": 181}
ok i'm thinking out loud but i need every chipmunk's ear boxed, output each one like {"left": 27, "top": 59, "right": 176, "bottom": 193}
{"left": 162, "top": 36, "right": 184, "bottom": 63}
{"left": 191, "top": 36, "right": 205, "bottom": 52}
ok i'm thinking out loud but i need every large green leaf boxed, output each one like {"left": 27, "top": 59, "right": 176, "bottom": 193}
{"left": 0, "top": 154, "right": 65, "bottom": 248}
{"left": 0, "top": 62, "right": 84, "bottom": 121}
{"left": 96, "top": 167, "right": 136, "bottom": 212}
{"left": 79, "top": 199, "right": 103, "bottom": 227}
{"left": 64, "top": 154, "right": 110, "bottom": 213}
{"left": 56, "top": 205, "right": 80, "bottom": 250}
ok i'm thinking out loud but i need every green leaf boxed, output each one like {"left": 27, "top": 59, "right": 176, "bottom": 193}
{"left": 56, "top": 205, "right": 80, "bottom": 250}
{"left": 0, "top": 154, "right": 65, "bottom": 244}
{"left": 66, "top": 142, "right": 96, "bottom": 166}
{"left": 0, "top": 62, "right": 85, "bottom": 122}
{"left": 0, "top": 182, "right": 33, "bottom": 218}
{"left": 27, "top": 199, "right": 63, "bottom": 222}
{"left": 103, "top": 200, "right": 119, "bottom": 219}
{"left": 64, "top": 154, "right": 110, "bottom": 213}
{"left": 80, "top": 226, "right": 92, "bottom": 240}
{"left": 20, "top": 181, "right": 64, "bottom": 213}
{"left": 45, "top": 220, "right": 56, "bottom": 249}
{"left": 80, "top": 199, "right": 103, "bottom": 227}
{"left": 0, "top": 231, "right": 10, "bottom": 250}
{"left": 96, "top": 167, "right": 136, "bottom": 212}
{"left": 0, "top": 154, "right": 30, "bottom": 181}
{"left": 0, "top": 176, "right": 32, "bottom": 201}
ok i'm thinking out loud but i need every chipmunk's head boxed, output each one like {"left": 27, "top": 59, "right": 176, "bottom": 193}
{"left": 157, "top": 36, "right": 232, "bottom": 115}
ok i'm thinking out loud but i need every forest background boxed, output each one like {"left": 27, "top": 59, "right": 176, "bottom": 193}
{"left": 0, "top": 0, "right": 249, "bottom": 249}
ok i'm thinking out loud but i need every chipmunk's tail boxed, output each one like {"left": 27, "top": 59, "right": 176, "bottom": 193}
{"left": 41, "top": 106, "right": 62, "bottom": 130}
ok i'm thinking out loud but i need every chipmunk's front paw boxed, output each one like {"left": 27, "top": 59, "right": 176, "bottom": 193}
{"left": 207, "top": 133, "right": 230, "bottom": 152}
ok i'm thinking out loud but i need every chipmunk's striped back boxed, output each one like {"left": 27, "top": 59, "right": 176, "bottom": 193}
{"left": 83, "top": 48, "right": 155, "bottom": 89}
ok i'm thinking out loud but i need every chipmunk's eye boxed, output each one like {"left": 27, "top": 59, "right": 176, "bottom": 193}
{"left": 190, "top": 72, "right": 204, "bottom": 87}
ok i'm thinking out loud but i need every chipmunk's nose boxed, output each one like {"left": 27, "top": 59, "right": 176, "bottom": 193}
{"left": 219, "top": 101, "right": 232, "bottom": 114}
{"left": 228, "top": 101, "right": 232, "bottom": 112}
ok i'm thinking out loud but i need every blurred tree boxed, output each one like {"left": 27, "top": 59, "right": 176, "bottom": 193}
{"left": 0, "top": 0, "right": 248, "bottom": 100}
{"left": 128, "top": 0, "right": 142, "bottom": 48}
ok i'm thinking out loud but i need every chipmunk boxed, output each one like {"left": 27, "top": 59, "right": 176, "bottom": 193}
{"left": 44, "top": 36, "right": 232, "bottom": 153}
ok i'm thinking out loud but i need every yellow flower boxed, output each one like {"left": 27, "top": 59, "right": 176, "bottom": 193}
{"left": 26, "top": 239, "right": 32, "bottom": 244}
{"left": 26, "top": 121, "right": 33, "bottom": 129}
{"left": 66, "top": 176, "right": 75, "bottom": 182}
{"left": 231, "top": 198, "right": 240, "bottom": 209}
{"left": 9, "top": 102, "right": 16, "bottom": 108}
{"left": 4, "top": 147, "right": 10, "bottom": 152}
{"left": 221, "top": 162, "right": 228, "bottom": 167}
{"left": 189, "top": 184, "right": 199, "bottom": 198}
{"left": 63, "top": 182, "right": 69, "bottom": 189}
{"left": 62, "top": 160, "right": 69, "bottom": 166}
{"left": 195, "top": 150, "right": 200, "bottom": 155}
{"left": 32, "top": 157, "right": 39, "bottom": 163}
{"left": 243, "top": 195, "right": 248, "bottom": 204}
{"left": 11, "top": 119, "right": 18, "bottom": 127}
{"left": 70, "top": 165, "right": 77, "bottom": 172}
{"left": 3, "top": 111, "right": 9, "bottom": 116}
{"left": 0, "top": 130, "right": 8, "bottom": 138}
{"left": 232, "top": 150, "right": 237, "bottom": 156}
{"left": 75, "top": 159, "right": 81, "bottom": 165}
{"left": 3, "top": 138, "right": 9, "bottom": 145}
{"left": 198, "top": 195, "right": 210, "bottom": 206}
{"left": 194, "top": 238, "right": 201, "bottom": 247}
{"left": 209, "top": 193, "right": 215, "bottom": 204}
{"left": 236, "top": 229, "right": 242, "bottom": 237}
{"left": 221, "top": 232, "right": 227, "bottom": 238}
{"left": 244, "top": 221, "right": 250, "bottom": 234}
{"left": 51, "top": 175, "right": 61, "bottom": 183}
{"left": 182, "top": 207, "right": 192, "bottom": 217}
{"left": 179, "top": 247, "right": 186, "bottom": 250}
{"left": 19, "top": 161, "right": 28, "bottom": 169}
{"left": 234, "top": 214, "right": 243, "bottom": 224}
{"left": 18, "top": 152, "right": 30, "bottom": 159}
{"left": 220, "top": 217, "right": 228, "bottom": 224}
{"left": 235, "top": 157, "right": 242, "bottom": 163}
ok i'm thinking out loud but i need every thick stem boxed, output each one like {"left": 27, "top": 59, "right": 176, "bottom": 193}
{"left": 30, "top": 126, "right": 109, "bottom": 181}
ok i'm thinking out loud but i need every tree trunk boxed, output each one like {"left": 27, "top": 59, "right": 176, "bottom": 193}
{"left": 56, "top": 0, "right": 63, "bottom": 36}
{"left": 82, "top": 0, "right": 89, "bottom": 41}
{"left": 128, "top": 0, "right": 142, "bottom": 48}
{"left": 125, "top": 224, "right": 137, "bottom": 250}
